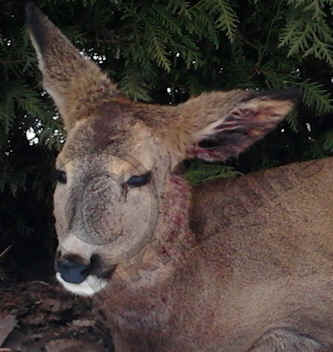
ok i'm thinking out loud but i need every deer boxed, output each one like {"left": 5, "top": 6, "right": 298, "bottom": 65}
{"left": 26, "top": 3, "right": 333, "bottom": 351}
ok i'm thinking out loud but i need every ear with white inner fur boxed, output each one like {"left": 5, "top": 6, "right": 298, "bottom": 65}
{"left": 176, "top": 90, "right": 296, "bottom": 162}
{"left": 25, "top": 2, "right": 118, "bottom": 130}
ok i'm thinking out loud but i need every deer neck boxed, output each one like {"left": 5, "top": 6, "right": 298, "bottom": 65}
{"left": 114, "top": 174, "right": 196, "bottom": 286}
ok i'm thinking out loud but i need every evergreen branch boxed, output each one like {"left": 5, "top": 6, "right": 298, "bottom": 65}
{"left": 303, "top": 0, "right": 326, "bottom": 20}
{"left": 186, "top": 7, "right": 219, "bottom": 47}
{"left": 150, "top": 34, "right": 171, "bottom": 72}
{"left": 214, "top": 0, "right": 239, "bottom": 42}
{"left": 119, "top": 69, "right": 152, "bottom": 102}
{"left": 167, "top": 0, "right": 191, "bottom": 17}
{"left": 299, "top": 80, "right": 333, "bottom": 114}
{"left": 303, "top": 30, "right": 333, "bottom": 66}
{"left": 196, "top": 0, "right": 239, "bottom": 42}
{"left": 279, "top": 2, "right": 333, "bottom": 67}
{"left": 152, "top": 4, "right": 182, "bottom": 36}
{"left": 185, "top": 161, "right": 242, "bottom": 185}
{"left": 322, "top": 130, "right": 333, "bottom": 152}
{"left": 287, "top": 0, "right": 312, "bottom": 7}
{"left": 286, "top": 109, "right": 299, "bottom": 132}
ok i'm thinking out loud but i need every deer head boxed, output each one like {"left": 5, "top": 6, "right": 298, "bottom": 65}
{"left": 26, "top": 3, "right": 295, "bottom": 298}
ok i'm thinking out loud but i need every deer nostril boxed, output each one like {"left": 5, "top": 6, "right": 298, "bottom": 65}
{"left": 56, "top": 258, "right": 90, "bottom": 284}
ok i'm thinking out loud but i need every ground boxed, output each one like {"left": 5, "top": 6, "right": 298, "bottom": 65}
{"left": 0, "top": 280, "right": 114, "bottom": 351}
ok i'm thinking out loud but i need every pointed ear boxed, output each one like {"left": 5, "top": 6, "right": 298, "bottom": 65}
{"left": 173, "top": 90, "right": 297, "bottom": 162}
{"left": 25, "top": 3, "right": 118, "bottom": 130}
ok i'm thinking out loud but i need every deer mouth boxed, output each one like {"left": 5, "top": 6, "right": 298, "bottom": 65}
{"left": 81, "top": 253, "right": 118, "bottom": 282}
{"left": 93, "top": 264, "right": 118, "bottom": 281}
{"left": 56, "top": 271, "right": 108, "bottom": 296}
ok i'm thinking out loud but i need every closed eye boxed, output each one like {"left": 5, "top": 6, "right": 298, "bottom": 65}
{"left": 126, "top": 171, "right": 151, "bottom": 187}
{"left": 55, "top": 169, "right": 67, "bottom": 184}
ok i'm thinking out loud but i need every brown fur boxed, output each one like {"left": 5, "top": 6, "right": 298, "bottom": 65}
{"left": 26, "top": 3, "right": 333, "bottom": 352}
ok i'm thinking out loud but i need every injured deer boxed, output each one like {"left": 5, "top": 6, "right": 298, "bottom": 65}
{"left": 26, "top": 3, "right": 333, "bottom": 351}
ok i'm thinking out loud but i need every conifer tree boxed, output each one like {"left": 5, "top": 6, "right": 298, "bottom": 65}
{"left": 1, "top": 0, "right": 333, "bottom": 279}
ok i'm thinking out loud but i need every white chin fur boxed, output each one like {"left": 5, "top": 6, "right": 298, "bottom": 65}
{"left": 56, "top": 272, "right": 107, "bottom": 296}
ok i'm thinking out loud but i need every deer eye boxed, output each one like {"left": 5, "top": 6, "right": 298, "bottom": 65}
{"left": 126, "top": 172, "right": 151, "bottom": 187}
{"left": 55, "top": 170, "right": 67, "bottom": 184}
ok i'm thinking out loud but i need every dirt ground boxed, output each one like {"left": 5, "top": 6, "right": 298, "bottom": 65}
{"left": 0, "top": 280, "right": 114, "bottom": 351}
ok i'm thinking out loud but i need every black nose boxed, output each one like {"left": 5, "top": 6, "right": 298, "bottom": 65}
{"left": 56, "top": 258, "right": 90, "bottom": 284}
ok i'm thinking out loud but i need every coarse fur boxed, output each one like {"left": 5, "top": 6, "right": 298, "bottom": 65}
{"left": 27, "top": 3, "right": 333, "bottom": 352}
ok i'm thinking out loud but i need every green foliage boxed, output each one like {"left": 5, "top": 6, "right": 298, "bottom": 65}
{"left": 280, "top": 0, "right": 333, "bottom": 66}
{"left": 2, "top": 0, "right": 333, "bottom": 280}
{"left": 299, "top": 80, "right": 333, "bottom": 115}
{"left": 195, "top": 0, "right": 239, "bottom": 42}
{"left": 0, "top": 0, "right": 333, "bottom": 186}
{"left": 185, "top": 160, "right": 242, "bottom": 185}
{"left": 0, "top": 0, "right": 332, "bottom": 178}
{"left": 321, "top": 129, "right": 333, "bottom": 152}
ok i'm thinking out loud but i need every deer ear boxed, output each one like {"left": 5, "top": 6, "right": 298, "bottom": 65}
{"left": 177, "top": 90, "right": 297, "bottom": 162}
{"left": 25, "top": 3, "right": 118, "bottom": 130}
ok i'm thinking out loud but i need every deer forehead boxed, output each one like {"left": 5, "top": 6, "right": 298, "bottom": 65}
{"left": 56, "top": 112, "right": 162, "bottom": 173}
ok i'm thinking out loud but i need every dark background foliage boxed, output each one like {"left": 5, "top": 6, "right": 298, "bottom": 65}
{"left": 1, "top": 0, "right": 333, "bottom": 282}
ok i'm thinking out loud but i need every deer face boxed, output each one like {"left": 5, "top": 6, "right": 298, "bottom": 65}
{"left": 26, "top": 3, "right": 295, "bottom": 296}
{"left": 53, "top": 114, "right": 167, "bottom": 295}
